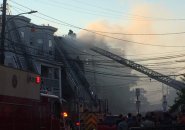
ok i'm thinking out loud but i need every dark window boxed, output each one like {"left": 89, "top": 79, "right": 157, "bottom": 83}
{"left": 54, "top": 68, "right": 59, "bottom": 79}
{"left": 41, "top": 65, "right": 49, "bottom": 77}
{"left": 37, "top": 39, "right": 43, "bottom": 44}
{"left": 49, "top": 50, "right": 53, "bottom": 55}
{"left": 49, "top": 40, "right": 52, "bottom": 47}
{"left": 30, "top": 37, "right": 34, "bottom": 45}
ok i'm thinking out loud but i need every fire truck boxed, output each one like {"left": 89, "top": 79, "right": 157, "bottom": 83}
{"left": 0, "top": 65, "right": 63, "bottom": 130}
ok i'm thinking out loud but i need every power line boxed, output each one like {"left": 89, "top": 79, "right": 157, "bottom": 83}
{"left": 7, "top": 30, "right": 181, "bottom": 68}
{"left": 65, "top": 49, "right": 185, "bottom": 57}
{"left": 20, "top": 0, "right": 185, "bottom": 22}
{"left": 85, "top": 68, "right": 184, "bottom": 78}
{"left": 31, "top": 0, "right": 124, "bottom": 19}
{"left": 61, "top": 38, "right": 185, "bottom": 61}
{"left": 68, "top": 56, "right": 185, "bottom": 64}
{"left": 4, "top": 38, "right": 184, "bottom": 81}
{"left": 9, "top": 1, "right": 185, "bottom": 48}
{"left": 11, "top": 6, "right": 69, "bottom": 27}
{"left": 82, "top": 30, "right": 185, "bottom": 36}
{"left": 12, "top": 1, "right": 185, "bottom": 38}
{"left": 74, "top": 53, "right": 185, "bottom": 62}
{"left": 7, "top": 3, "right": 185, "bottom": 79}
{"left": 6, "top": 6, "right": 185, "bottom": 90}
{"left": 85, "top": 63, "right": 184, "bottom": 77}
{"left": 57, "top": 0, "right": 185, "bottom": 21}
{"left": 8, "top": 16, "right": 184, "bottom": 65}
{"left": 89, "top": 63, "right": 184, "bottom": 71}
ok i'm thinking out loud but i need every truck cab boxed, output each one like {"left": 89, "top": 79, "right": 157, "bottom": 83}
{"left": 0, "top": 65, "right": 63, "bottom": 130}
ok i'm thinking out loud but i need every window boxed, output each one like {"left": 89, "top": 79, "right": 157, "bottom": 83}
{"left": 30, "top": 37, "right": 33, "bottom": 45}
{"left": 20, "top": 31, "right": 24, "bottom": 38}
{"left": 37, "top": 39, "right": 43, "bottom": 44}
{"left": 41, "top": 65, "right": 49, "bottom": 77}
{"left": 54, "top": 68, "right": 59, "bottom": 79}
{"left": 49, "top": 50, "right": 53, "bottom": 55}
{"left": 49, "top": 40, "right": 52, "bottom": 47}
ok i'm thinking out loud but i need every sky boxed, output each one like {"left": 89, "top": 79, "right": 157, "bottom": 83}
{"left": 4, "top": 0, "right": 185, "bottom": 112}
{"left": 6, "top": 0, "right": 185, "bottom": 35}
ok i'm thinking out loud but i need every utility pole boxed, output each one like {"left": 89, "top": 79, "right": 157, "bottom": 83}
{"left": 0, "top": 0, "right": 7, "bottom": 64}
{"left": 162, "top": 95, "right": 167, "bottom": 112}
{"left": 136, "top": 88, "right": 140, "bottom": 114}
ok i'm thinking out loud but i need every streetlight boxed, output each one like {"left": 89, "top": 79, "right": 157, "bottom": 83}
{"left": 0, "top": 8, "right": 37, "bottom": 64}
{"left": 6, "top": 11, "right": 38, "bottom": 23}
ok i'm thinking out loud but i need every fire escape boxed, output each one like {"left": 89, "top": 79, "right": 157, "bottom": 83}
{"left": 54, "top": 37, "right": 97, "bottom": 105}
{"left": 5, "top": 17, "right": 62, "bottom": 97}
{"left": 6, "top": 18, "right": 36, "bottom": 72}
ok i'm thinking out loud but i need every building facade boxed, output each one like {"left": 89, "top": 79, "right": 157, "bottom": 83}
{"left": 1, "top": 15, "right": 98, "bottom": 113}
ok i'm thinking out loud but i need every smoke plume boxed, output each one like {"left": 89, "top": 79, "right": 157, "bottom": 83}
{"left": 78, "top": 3, "right": 185, "bottom": 113}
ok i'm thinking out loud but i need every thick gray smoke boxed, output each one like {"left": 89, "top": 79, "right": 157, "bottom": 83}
{"left": 76, "top": 3, "right": 185, "bottom": 114}
{"left": 77, "top": 27, "right": 151, "bottom": 114}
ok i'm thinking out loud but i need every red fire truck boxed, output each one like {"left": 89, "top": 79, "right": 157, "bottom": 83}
{"left": 0, "top": 65, "right": 63, "bottom": 130}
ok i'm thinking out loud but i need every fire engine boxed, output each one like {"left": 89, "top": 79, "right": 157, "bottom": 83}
{"left": 0, "top": 65, "right": 63, "bottom": 130}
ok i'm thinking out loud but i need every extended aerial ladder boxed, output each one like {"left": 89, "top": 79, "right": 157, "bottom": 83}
{"left": 91, "top": 47, "right": 185, "bottom": 90}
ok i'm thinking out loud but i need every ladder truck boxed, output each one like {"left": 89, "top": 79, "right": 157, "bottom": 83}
{"left": 0, "top": 65, "right": 64, "bottom": 130}
{"left": 90, "top": 47, "right": 185, "bottom": 90}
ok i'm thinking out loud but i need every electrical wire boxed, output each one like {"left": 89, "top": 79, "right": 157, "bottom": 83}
{"left": 6, "top": 3, "right": 185, "bottom": 78}
{"left": 5, "top": 7, "right": 185, "bottom": 95}
{"left": 5, "top": 27, "right": 184, "bottom": 74}
{"left": 80, "top": 30, "right": 185, "bottom": 36}
{"left": 8, "top": 28, "right": 181, "bottom": 67}
{"left": 9, "top": 1, "right": 185, "bottom": 48}
{"left": 84, "top": 68, "right": 183, "bottom": 78}
{"left": 61, "top": 38, "right": 185, "bottom": 61}
{"left": 45, "top": 0, "right": 185, "bottom": 36}
{"left": 60, "top": 39, "right": 185, "bottom": 64}
{"left": 55, "top": 0, "right": 185, "bottom": 21}
{"left": 4, "top": 38, "right": 184, "bottom": 83}
{"left": 87, "top": 63, "right": 184, "bottom": 72}
{"left": 30, "top": 0, "right": 125, "bottom": 19}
